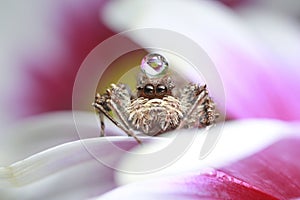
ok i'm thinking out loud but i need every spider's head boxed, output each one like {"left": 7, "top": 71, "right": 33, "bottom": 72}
{"left": 137, "top": 76, "right": 174, "bottom": 99}
{"left": 137, "top": 53, "right": 174, "bottom": 99}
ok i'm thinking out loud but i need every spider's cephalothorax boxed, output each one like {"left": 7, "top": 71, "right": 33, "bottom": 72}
{"left": 93, "top": 53, "right": 218, "bottom": 143}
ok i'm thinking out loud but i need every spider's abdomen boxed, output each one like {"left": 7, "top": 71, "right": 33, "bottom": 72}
{"left": 127, "top": 96, "right": 183, "bottom": 135}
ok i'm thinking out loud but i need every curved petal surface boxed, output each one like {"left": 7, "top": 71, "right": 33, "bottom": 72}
{"left": 0, "top": 111, "right": 162, "bottom": 199}
{"left": 103, "top": 0, "right": 300, "bottom": 120}
{"left": 96, "top": 120, "right": 300, "bottom": 200}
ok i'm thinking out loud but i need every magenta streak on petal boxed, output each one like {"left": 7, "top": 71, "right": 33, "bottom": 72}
{"left": 216, "top": 0, "right": 250, "bottom": 8}
{"left": 173, "top": 171, "right": 278, "bottom": 200}
{"left": 13, "top": 0, "right": 115, "bottom": 118}
{"left": 219, "top": 137, "right": 300, "bottom": 199}
{"left": 168, "top": 137, "right": 300, "bottom": 199}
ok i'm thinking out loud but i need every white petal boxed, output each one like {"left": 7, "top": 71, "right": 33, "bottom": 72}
{"left": 0, "top": 137, "right": 141, "bottom": 200}
{"left": 102, "top": 0, "right": 265, "bottom": 57}
{"left": 115, "top": 119, "right": 300, "bottom": 185}
{"left": 0, "top": 111, "right": 134, "bottom": 165}
{"left": 0, "top": 111, "right": 99, "bottom": 165}
{"left": 0, "top": 111, "right": 166, "bottom": 199}
{"left": 248, "top": 0, "right": 300, "bottom": 17}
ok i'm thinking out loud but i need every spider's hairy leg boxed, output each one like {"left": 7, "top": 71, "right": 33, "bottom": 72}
{"left": 186, "top": 85, "right": 208, "bottom": 117}
{"left": 92, "top": 92, "right": 112, "bottom": 137}
{"left": 99, "top": 113, "right": 105, "bottom": 136}
{"left": 177, "top": 84, "right": 218, "bottom": 129}
{"left": 199, "top": 96, "right": 219, "bottom": 127}
{"left": 177, "top": 84, "right": 208, "bottom": 129}
{"left": 93, "top": 85, "right": 142, "bottom": 144}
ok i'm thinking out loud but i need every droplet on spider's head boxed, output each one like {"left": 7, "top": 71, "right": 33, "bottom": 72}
{"left": 141, "top": 53, "right": 169, "bottom": 77}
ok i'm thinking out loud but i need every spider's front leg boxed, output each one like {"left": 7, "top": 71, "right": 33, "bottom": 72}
{"left": 93, "top": 93, "right": 111, "bottom": 137}
{"left": 93, "top": 84, "right": 141, "bottom": 143}
{"left": 177, "top": 83, "right": 218, "bottom": 129}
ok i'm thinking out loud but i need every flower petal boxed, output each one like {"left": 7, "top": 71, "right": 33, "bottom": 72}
{"left": 0, "top": 110, "right": 168, "bottom": 199}
{"left": 96, "top": 172, "right": 278, "bottom": 200}
{"left": 0, "top": 137, "right": 140, "bottom": 200}
{"left": 0, "top": 111, "right": 102, "bottom": 165}
{"left": 103, "top": 0, "right": 300, "bottom": 120}
{"left": 95, "top": 120, "right": 300, "bottom": 199}
{"left": 115, "top": 119, "right": 297, "bottom": 185}
{"left": 18, "top": 0, "right": 112, "bottom": 115}
{"left": 1, "top": 0, "right": 115, "bottom": 122}
{"left": 218, "top": 137, "right": 300, "bottom": 199}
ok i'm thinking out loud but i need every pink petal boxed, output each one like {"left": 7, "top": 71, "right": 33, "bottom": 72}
{"left": 171, "top": 137, "right": 300, "bottom": 199}
{"left": 103, "top": 0, "right": 300, "bottom": 121}
{"left": 5, "top": 0, "right": 115, "bottom": 119}
{"left": 219, "top": 137, "right": 300, "bottom": 199}
{"left": 217, "top": 0, "right": 249, "bottom": 8}
{"left": 22, "top": 1, "right": 112, "bottom": 115}
{"left": 95, "top": 121, "right": 300, "bottom": 200}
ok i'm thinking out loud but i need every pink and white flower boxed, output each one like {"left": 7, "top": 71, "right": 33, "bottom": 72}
{"left": 1, "top": 0, "right": 300, "bottom": 199}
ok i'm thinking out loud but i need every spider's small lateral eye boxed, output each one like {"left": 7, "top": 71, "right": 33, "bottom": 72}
{"left": 144, "top": 84, "right": 155, "bottom": 95}
{"left": 156, "top": 84, "right": 167, "bottom": 95}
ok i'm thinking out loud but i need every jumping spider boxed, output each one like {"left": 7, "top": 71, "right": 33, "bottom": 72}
{"left": 93, "top": 53, "right": 218, "bottom": 143}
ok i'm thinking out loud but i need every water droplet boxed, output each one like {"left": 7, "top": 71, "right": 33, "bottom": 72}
{"left": 141, "top": 53, "right": 168, "bottom": 77}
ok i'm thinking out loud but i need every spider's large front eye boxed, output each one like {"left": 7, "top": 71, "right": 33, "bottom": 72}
{"left": 144, "top": 84, "right": 155, "bottom": 96}
{"left": 156, "top": 84, "right": 167, "bottom": 95}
